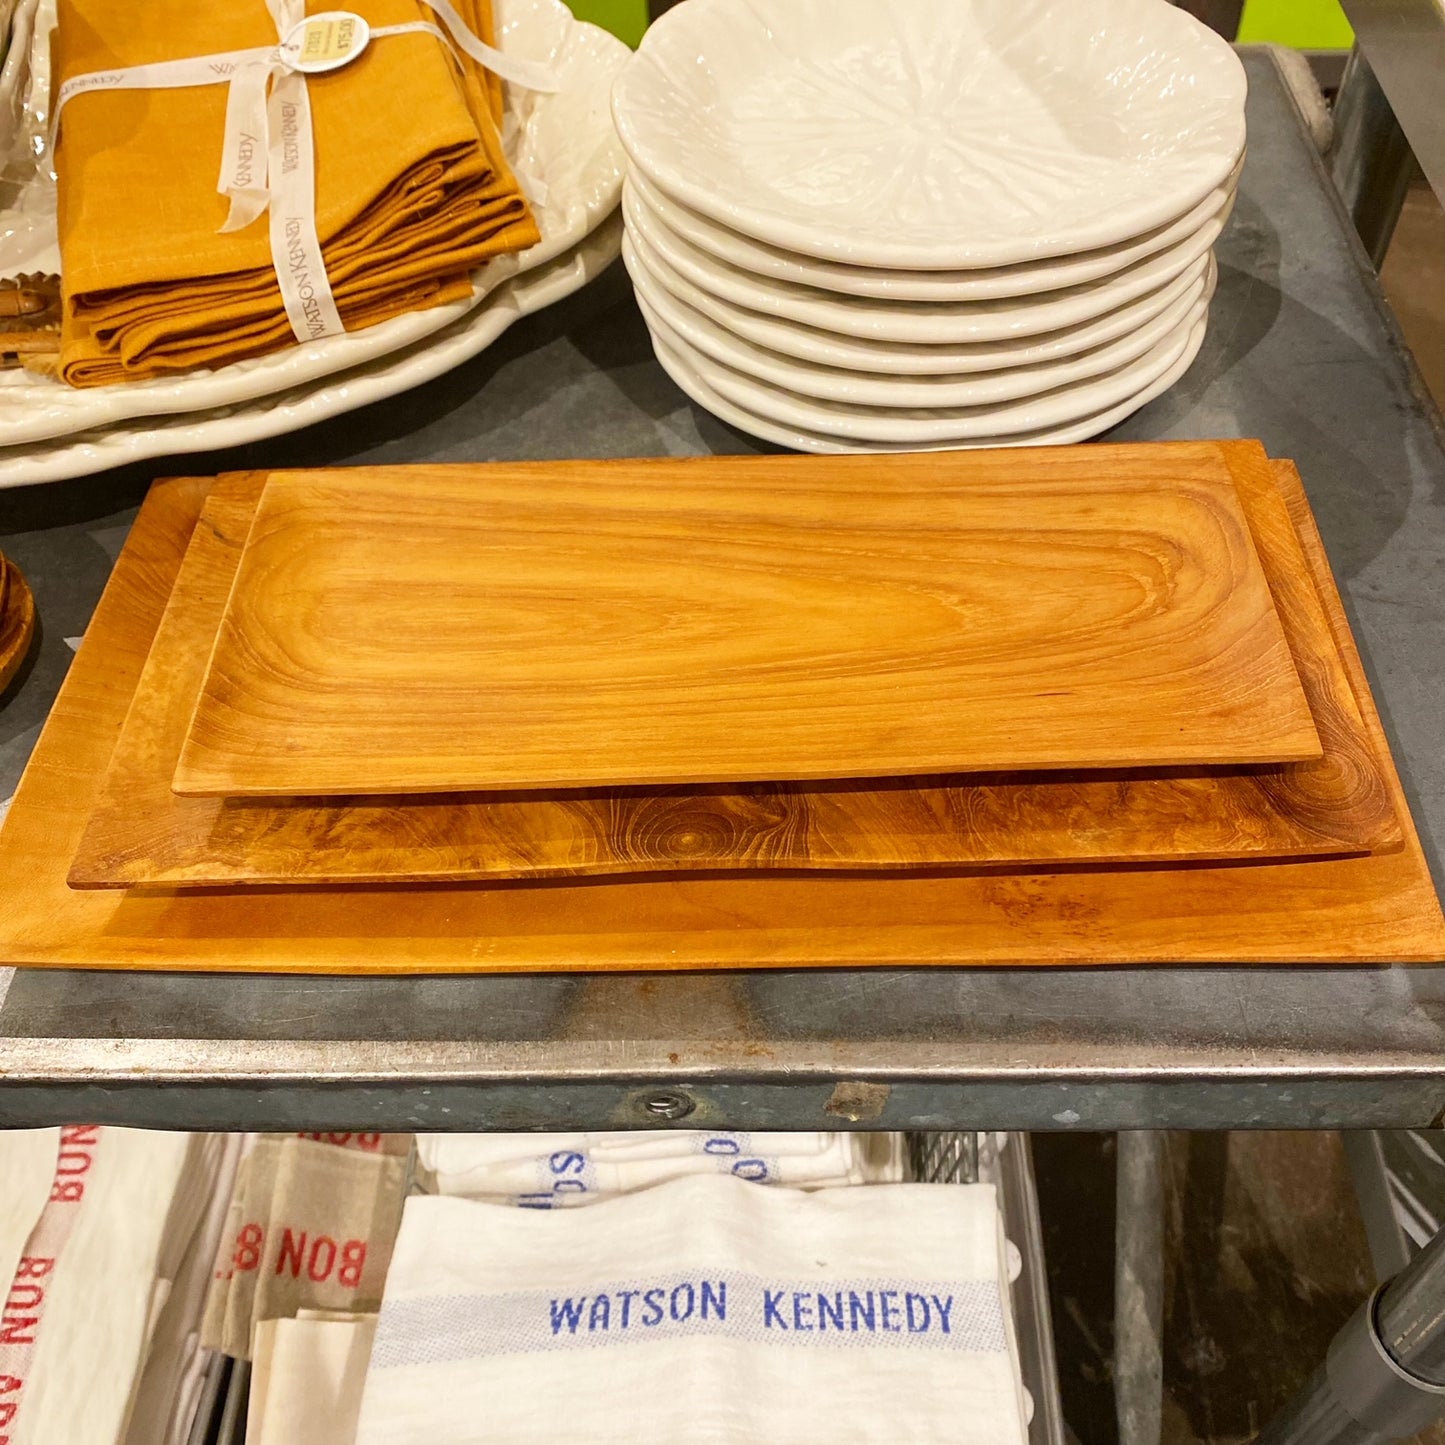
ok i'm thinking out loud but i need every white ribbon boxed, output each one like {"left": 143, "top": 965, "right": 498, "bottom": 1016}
{"left": 54, "top": 1, "right": 557, "bottom": 346}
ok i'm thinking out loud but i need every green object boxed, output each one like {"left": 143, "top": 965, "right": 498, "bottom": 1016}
{"left": 563, "top": 0, "right": 648, "bottom": 48}
{"left": 1237, "top": 0, "right": 1355, "bottom": 48}
{"left": 561, "top": 0, "right": 1360, "bottom": 62}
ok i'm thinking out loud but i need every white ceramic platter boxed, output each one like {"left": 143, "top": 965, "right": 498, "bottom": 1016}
{"left": 0, "top": 0, "right": 629, "bottom": 452}
{"left": 626, "top": 232, "right": 1215, "bottom": 411}
{"left": 611, "top": 0, "right": 1246, "bottom": 269}
{"left": 642, "top": 296, "right": 1203, "bottom": 444}
{"left": 627, "top": 218, "right": 1213, "bottom": 376}
{"left": 628, "top": 160, "right": 1241, "bottom": 303}
{"left": 651, "top": 316, "right": 1210, "bottom": 455}
{"left": 623, "top": 179, "right": 1226, "bottom": 345}
{"left": 0, "top": 215, "right": 621, "bottom": 487}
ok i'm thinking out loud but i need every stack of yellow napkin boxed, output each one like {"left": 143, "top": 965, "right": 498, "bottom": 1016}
{"left": 55, "top": 0, "right": 538, "bottom": 386}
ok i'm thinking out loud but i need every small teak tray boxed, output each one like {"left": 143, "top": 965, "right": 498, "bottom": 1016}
{"left": 171, "top": 445, "right": 1321, "bottom": 796}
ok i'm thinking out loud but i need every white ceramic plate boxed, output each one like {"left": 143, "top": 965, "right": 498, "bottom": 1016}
{"left": 626, "top": 231, "right": 1215, "bottom": 411}
{"left": 628, "top": 217, "right": 1214, "bottom": 376}
{"left": 643, "top": 295, "right": 1202, "bottom": 444}
{"left": 612, "top": 0, "right": 1246, "bottom": 269}
{"left": 0, "top": 214, "right": 621, "bottom": 487}
{"left": 628, "top": 160, "right": 1240, "bottom": 303}
{"left": 623, "top": 179, "right": 1226, "bottom": 345}
{"left": 652, "top": 315, "right": 1210, "bottom": 455}
{"left": 0, "top": 0, "right": 629, "bottom": 450}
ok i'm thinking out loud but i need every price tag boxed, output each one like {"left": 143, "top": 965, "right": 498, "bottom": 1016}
{"left": 282, "top": 11, "right": 371, "bottom": 73}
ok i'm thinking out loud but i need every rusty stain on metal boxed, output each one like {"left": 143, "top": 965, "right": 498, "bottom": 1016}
{"left": 824, "top": 1080, "right": 892, "bottom": 1122}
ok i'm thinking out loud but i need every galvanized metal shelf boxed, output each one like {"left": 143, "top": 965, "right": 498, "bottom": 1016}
{"left": 2, "top": 51, "right": 1444, "bottom": 1132}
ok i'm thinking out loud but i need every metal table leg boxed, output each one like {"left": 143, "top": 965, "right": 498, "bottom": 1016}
{"left": 1255, "top": 1217, "right": 1445, "bottom": 1443}
{"left": 1330, "top": 45, "right": 1418, "bottom": 266}
{"left": 1116, "top": 1132, "right": 1166, "bottom": 1445}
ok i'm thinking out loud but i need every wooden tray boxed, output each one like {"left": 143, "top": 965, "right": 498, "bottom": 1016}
{"left": 0, "top": 554, "right": 36, "bottom": 693}
{"left": 68, "top": 455, "right": 1399, "bottom": 889}
{"left": 171, "top": 446, "right": 1321, "bottom": 797}
{"left": 0, "top": 467, "right": 1438, "bottom": 971}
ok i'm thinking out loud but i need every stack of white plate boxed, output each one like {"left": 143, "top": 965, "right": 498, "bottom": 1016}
{"left": 0, "top": 0, "right": 630, "bottom": 487}
{"left": 612, "top": 0, "right": 1247, "bottom": 454}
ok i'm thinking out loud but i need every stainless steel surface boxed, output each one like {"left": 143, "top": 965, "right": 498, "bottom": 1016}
{"left": 1115, "top": 1132, "right": 1166, "bottom": 1445}
{"left": 1339, "top": 0, "right": 1445, "bottom": 210}
{"left": 1329, "top": 46, "right": 1415, "bottom": 263}
{"left": 1, "top": 52, "right": 1444, "bottom": 1130}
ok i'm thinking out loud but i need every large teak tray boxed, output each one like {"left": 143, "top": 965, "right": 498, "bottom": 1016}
{"left": 0, "top": 465, "right": 1437, "bottom": 971}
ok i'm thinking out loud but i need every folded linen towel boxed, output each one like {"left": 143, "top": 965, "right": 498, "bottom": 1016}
{"left": 355, "top": 1174, "right": 1029, "bottom": 1444}
{"left": 416, "top": 1130, "right": 905, "bottom": 1206}
{"left": 203, "top": 1135, "right": 408, "bottom": 1359}
{"left": 124, "top": 1132, "right": 246, "bottom": 1445}
{"left": 421, "top": 1129, "right": 859, "bottom": 1169}
{"left": 0, "top": 1128, "right": 58, "bottom": 1315}
{"left": 0, "top": 1126, "right": 221, "bottom": 1445}
{"left": 54, "top": 0, "right": 538, "bottom": 385}
{"left": 248, "top": 1313, "right": 378, "bottom": 1445}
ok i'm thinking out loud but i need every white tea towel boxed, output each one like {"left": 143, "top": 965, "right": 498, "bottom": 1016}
{"left": 0, "top": 1126, "right": 213, "bottom": 1445}
{"left": 589, "top": 1130, "right": 846, "bottom": 1160}
{"left": 417, "top": 1131, "right": 904, "bottom": 1206}
{"left": 247, "top": 1315, "right": 377, "bottom": 1445}
{"left": 0, "top": 1128, "right": 59, "bottom": 1315}
{"left": 420, "top": 1131, "right": 851, "bottom": 1171}
{"left": 429, "top": 1136, "right": 867, "bottom": 1201}
{"left": 356, "top": 1174, "right": 1028, "bottom": 1445}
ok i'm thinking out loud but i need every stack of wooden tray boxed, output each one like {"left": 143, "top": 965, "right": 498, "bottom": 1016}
{"left": 0, "top": 441, "right": 1440, "bottom": 973}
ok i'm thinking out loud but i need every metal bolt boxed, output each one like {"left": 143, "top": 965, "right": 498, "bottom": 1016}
{"left": 641, "top": 1091, "right": 695, "bottom": 1120}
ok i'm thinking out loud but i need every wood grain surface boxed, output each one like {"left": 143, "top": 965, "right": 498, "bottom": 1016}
{"left": 172, "top": 447, "right": 1321, "bottom": 796}
{"left": 0, "top": 462, "right": 1437, "bottom": 971}
{"left": 68, "top": 455, "right": 1399, "bottom": 889}
{"left": 0, "top": 555, "right": 36, "bottom": 694}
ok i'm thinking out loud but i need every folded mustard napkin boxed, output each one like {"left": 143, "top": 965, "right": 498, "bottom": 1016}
{"left": 55, "top": 0, "right": 538, "bottom": 385}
